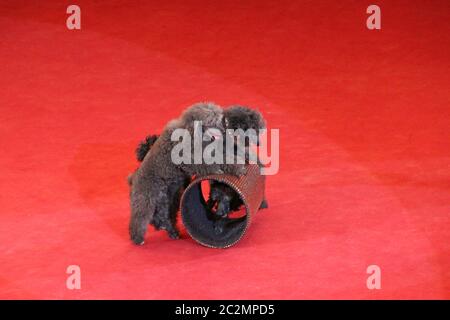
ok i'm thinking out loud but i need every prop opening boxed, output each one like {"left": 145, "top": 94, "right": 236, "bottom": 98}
{"left": 181, "top": 179, "right": 249, "bottom": 248}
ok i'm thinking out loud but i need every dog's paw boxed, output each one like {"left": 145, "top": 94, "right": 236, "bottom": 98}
{"left": 166, "top": 227, "right": 180, "bottom": 240}
{"left": 131, "top": 234, "right": 145, "bottom": 245}
{"left": 259, "top": 199, "right": 268, "bottom": 209}
{"left": 168, "top": 229, "right": 180, "bottom": 239}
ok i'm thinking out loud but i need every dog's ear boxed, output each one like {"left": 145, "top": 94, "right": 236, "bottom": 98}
{"left": 253, "top": 109, "right": 266, "bottom": 130}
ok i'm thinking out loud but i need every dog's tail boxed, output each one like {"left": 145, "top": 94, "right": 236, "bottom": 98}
{"left": 136, "top": 134, "right": 159, "bottom": 162}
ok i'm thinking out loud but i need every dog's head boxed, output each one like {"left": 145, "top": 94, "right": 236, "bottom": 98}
{"left": 223, "top": 105, "right": 266, "bottom": 131}
{"left": 223, "top": 105, "right": 266, "bottom": 145}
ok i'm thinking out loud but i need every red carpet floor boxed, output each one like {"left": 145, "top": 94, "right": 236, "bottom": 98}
{"left": 0, "top": 0, "right": 449, "bottom": 299}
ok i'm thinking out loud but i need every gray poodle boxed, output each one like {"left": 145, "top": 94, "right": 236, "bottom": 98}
{"left": 128, "top": 103, "right": 247, "bottom": 245}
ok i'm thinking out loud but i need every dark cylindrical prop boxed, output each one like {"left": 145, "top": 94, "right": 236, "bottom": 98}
{"left": 180, "top": 164, "right": 265, "bottom": 248}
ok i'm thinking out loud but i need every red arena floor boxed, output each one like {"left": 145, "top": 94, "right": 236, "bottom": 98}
{"left": 0, "top": 0, "right": 449, "bottom": 299}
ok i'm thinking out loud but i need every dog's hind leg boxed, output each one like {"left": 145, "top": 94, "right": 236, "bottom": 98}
{"left": 129, "top": 192, "right": 155, "bottom": 245}
{"left": 260, "top": 195, "right": 268, "bottom": 209}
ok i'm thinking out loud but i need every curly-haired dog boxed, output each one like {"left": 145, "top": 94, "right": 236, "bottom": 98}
{"left": 207, "top": 105, "right": 268, "bottom": 233}
{"left": 128, "top": 102, "right": 246, "bottom": 245}
{"left": 132, "top": 105, "right": 268, "bottom": 236}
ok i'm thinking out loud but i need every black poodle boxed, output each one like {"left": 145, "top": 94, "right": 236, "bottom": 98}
{"left": 207, "top": 105, "right": 268, "bottom": 233}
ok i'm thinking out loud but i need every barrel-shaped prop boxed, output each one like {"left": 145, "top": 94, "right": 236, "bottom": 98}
{"left": 180, "top": 164, "right": 265, "bottom": 248}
